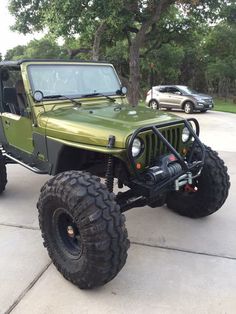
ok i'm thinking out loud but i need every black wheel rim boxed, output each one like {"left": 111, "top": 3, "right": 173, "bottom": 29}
{"left": 53, "top": 208, "right": 82, "bottom": 259}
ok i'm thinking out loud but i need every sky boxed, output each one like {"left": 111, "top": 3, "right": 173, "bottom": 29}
{"left": 0, "top": 0, "right": 43, "bottom": 57}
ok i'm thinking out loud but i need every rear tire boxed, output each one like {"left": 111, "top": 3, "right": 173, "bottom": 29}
{"left": 0, "top": 151, "right": 7, "bottom": 194}
{"left": 183, "top": 102, "right": 193, "bottom": 114}
{"left": 166, "top": 145, "right": 230, "bottom": 218}
{"left": 149, "top": 100, "right": 159, "bottom": 110}
{"left": 37, "top": 171, "right": 130, "bottom": 289}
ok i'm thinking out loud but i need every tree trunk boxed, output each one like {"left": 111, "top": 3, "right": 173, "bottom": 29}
{"left": 127, "top": 0, "right": 171, "bottom": 106}
{"left": 92, "top": 21, "right": 106, "bottom": 61}
{"left": 128, "top": 43, "right": 140, "bottom": 106}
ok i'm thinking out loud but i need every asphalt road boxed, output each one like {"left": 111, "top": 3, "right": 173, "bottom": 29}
{"left": 0, "top": 110, "right": 236, "bottom": 314}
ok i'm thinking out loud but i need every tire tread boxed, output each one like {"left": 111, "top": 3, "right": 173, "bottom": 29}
{"left": 37, "top": 170, "right": 130, "bottom": 289}
{"left": 166, "top": 145, "right": 230, "bottom": 218}
{"left": 0, "top": 151, "right": 7, "bottom": 194}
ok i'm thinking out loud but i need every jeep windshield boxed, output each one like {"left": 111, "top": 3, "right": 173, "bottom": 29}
{"left": 27, "top": 64, "right": 121, "bottom": 99}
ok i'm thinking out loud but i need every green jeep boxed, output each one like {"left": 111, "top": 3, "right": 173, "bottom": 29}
{"left": 0, "top": 60, "right": 230, "bottom": 289}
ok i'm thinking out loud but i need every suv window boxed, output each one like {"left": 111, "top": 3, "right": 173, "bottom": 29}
{"left": 167, "top": 87, "right": 181, "bottom": 94}
{"left": 159, "top": 87, "right": 168, "bottom": 93}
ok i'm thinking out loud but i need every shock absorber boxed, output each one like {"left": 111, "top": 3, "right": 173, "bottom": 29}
{"left": 105, "top": 155, "right": 114, "bottom": 193}
{"left": 105, "top": 135, "right": 116, "bottom": 193}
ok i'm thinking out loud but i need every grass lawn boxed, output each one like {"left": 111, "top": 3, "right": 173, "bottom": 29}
{"left": 214, "top": 98, "right": 236, "bottom": 114}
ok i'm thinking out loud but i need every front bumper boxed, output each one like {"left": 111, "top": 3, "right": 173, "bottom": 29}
{"left": 196, "top": 101, "right": 214, "bottom": 110}
{"left": 127, "top": 118, "right": 205, "bottom": 197}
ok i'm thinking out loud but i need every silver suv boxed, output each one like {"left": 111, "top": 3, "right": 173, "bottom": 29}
{"left": 146, "top": 85, "right": 214, "bottom": 113}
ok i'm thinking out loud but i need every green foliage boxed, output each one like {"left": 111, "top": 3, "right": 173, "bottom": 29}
{"left": 205, "top": 22, "right": 236, "bottom": 95}
{"left": 104, "top": 40, "right": 129, "bottom": 74}
{"left": 4, "top": 37, "right": 65, "bottom": 60}
{"left": 156, "top": 44, "right": 185, "bottom": 84}
{"left": 206, "top": 23, "right": 236, "bottom": 60}
{"left": 140, "top": 43, "right": 185, "bottom": 86}
{"left": 24, "top": 38, "right": 65, "bottom": 59}
{"left": 5, "top": 45, "right": 26, "bottom": 60}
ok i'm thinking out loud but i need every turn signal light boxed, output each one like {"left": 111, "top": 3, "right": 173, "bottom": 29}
{"left": 136, "top": 163, "right": 142, "bottom": 169}
{"left": 182, "top": 148, "right": 188, "bottom": 155}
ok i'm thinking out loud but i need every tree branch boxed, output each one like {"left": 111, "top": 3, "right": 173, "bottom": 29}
{"left": 134, "top": 0, "right": 175, "bottom": 47}
{"left": 140, "top": 40, "right": 163, "bottom": 58}
{"left": 124, "top": 26, "right": 139, "bottom": 34}
{"left": 67, "top": 48, "right": 92, "bottom": 59}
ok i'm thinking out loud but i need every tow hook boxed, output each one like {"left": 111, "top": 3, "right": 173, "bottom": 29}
{"left": 174, "top": 172, "right": 193, "bottom": 191}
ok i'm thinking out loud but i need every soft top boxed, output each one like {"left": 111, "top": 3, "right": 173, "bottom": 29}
{"left": 0, "top": 59, "right": 110, "bottom": 68}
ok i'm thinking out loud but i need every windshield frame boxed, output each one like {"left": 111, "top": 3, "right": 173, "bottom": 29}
{"left": 27, "top": 62, "right": 122, "bottom": 101}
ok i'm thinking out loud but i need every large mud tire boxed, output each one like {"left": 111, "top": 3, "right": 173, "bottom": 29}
{"left": 166, "top": 145, "right": 230, "bottom": 218}
{"left": 37, "top": 171, "right": 130, "bottom": 289}
{"left": 0, "top": 151, "right": 7, "bottom": 194}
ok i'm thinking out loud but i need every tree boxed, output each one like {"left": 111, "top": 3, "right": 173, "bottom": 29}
{"left": 24, "top": 38, "right": 65, "bottom": 59}
{"left": 4, "top": 37, "right": 65, "bottom": 60}
{"left": 4, "top": 45, "right": 26, "bottom": 60}
{"left": 8, "top": 0, "right": 234, "bottom": 105}
{"left": 205, "top": 22, "right": 236, "bottom": 97}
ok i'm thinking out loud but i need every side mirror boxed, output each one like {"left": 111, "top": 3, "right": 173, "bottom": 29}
{"left": 3, "top": 87, "right": 17, "bottom": 104}
{"left": 116, "top": 86, "right": 127, "bottom": 96}
{"left": 33, "top": 90, "right": 44, "bottom": 102}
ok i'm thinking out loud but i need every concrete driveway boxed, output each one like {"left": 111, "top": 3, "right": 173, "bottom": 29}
{"left": 1, "top": 110, "right": 236, "bottom": 314}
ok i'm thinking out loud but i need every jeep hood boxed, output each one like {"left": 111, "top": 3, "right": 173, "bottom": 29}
{"left": 39, "top": 103, "right": 182, "bottom": 148}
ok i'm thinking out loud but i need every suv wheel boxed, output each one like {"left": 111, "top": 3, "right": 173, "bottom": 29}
{"left": 183, "top": 102, "right": 193, "bottom": 114}
{"left": 0, "top": 151, "right": 7, "bottom": 194}
{"left": 166, "top": 145, "right": 230, "bottom": 218}
{"left": 37, "top": 170, "right": 130, "bottom": 289}
{"left": 149, "top": 100, "right": 159, "bottom": 110}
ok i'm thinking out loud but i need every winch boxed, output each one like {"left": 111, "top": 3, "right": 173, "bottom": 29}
{"left": 145, "top": 154, "right": 183, "bottom": 184}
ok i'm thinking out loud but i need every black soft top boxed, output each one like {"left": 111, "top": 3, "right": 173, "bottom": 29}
{"left": 0, "top": 59, "right": 110, "bottom": 68}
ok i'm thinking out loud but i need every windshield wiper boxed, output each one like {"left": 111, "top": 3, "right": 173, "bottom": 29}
{"left": 43, "top": 94, "right": 82, "bottom": 106}
{"left": 80, "top": 92, "right": 116, "bottom": 102}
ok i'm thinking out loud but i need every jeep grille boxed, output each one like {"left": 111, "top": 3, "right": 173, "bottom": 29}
{"left": 143, "top": 126, "right": 181, "bottom": 166}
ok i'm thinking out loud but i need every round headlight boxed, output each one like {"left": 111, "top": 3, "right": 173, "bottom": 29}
{"left": 132, "top": 138, "right": 142, "bottom": 157}
{"left": 182, "top": 127, "right": 191, "bottom": 143}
